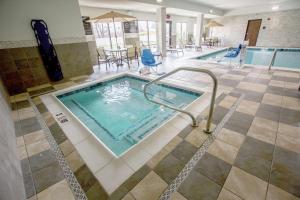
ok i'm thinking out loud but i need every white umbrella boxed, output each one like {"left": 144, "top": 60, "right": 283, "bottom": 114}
{"left": 206, "top": 20, "right": 223, "bottom": 38}
{"left": 91, "top": 11, "right": 136, "bottom": 48}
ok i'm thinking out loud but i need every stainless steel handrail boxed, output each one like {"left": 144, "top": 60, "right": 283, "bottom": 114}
{"left": 143, "top": 67, "right": 218, "bottom": 134}
{"left": 269, "top": 48, "right": 278, "bottom": 70}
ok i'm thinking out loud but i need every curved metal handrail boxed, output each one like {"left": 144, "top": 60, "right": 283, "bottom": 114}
{"left": 143, "top": 67, "right": 218, "bottom": 134}
{"left": 269, "top": 48, "right": 278, "bottom": 70}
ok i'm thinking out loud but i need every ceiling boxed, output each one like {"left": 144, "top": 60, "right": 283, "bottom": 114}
{"left": 78, "top": 0, "right": 300, "bottom": 18}
{"left": 186, "top": 0, "right": 292, "bottom": 10}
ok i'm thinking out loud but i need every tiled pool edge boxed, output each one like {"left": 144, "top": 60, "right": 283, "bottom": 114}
{"left": 32, "top": 98, "right": 109, "bottom": 199}
{"left": 28, "top": 98, "right": 89, "bottom": 200}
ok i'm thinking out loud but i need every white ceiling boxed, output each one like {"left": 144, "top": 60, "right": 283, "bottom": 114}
{"left": 78, "top": 0, "right": 300, "bottom": 18}
{"left": 187, "top": 0, "right": 292, "bottom": 10}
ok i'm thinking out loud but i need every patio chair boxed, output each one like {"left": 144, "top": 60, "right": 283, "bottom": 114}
{"left": 167, "top": 44, "right": 184, "bottom": 56}
{"left": 96, "top": 47, "right": 111, "bottom": 71}
{"left": 126, "top": 47, "right": 139, "bottom": 67}
{"left": 140, "top": 48, "right": 163, "bottom": 74}
{"left": 220, "top": 44, "right": 242, "bottom": 66}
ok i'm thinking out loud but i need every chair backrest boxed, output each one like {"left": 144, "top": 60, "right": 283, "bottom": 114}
{"left": 97, "top": 47, "right": 106, "bottom": 59}
{"left": 141, "top": 48, "right": 155, "bottom": 65}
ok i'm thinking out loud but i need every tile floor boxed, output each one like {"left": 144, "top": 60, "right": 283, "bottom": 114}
{"left": 11, "top": 48, "right": 300, "bottom": 200}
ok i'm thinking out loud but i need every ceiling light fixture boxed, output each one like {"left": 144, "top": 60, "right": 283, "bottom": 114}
{"left": 209, "top": 9, "right": 213, "bottom": 13}
{"left": 272, "top": 5, "right": 279, "bottom": 10}
{"left": 157, "top": 0, "right": 163, "bottom": 3}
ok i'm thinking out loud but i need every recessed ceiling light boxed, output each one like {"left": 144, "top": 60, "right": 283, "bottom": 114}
{"left": 209, "top": 9, "right": 213, "bottom": 13}
{"left": 272, "top": 5, "right": 279, "bottom": 10}
{"left": 157, "top": 0, "right": 163, "bottom": 3}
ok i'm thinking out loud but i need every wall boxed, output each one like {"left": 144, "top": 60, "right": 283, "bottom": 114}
{"left": 0, "top": 0, "right": 93, "bottom": 95}
{"left": 212, "top": 9, "right": 300, "bottom": 47}
{"left": 0, "top": 80, "right": 26, "bottom": 200}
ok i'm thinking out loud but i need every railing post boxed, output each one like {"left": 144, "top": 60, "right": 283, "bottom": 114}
{"left": 143, "top": 67, "right": 218, "bottom": 133}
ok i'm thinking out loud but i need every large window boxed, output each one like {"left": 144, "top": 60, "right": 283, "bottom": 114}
{"left": 176, "top": 23, "right": 187, "bottom": 45}
{"left": 92, "top": 22, "right": 124, "bottom": 49}
{"left": 138, "top": 20, "right": 157, "bottom": 47}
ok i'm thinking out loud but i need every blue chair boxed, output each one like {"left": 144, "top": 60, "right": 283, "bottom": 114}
{"left": 141, "top": 49, "right": 162, "bottom": 73}
{"left": 224, "top": 44, "right": 242, "bottom": 58}
{"left": 222, "top": 44, "right": 242, "bottom": 66}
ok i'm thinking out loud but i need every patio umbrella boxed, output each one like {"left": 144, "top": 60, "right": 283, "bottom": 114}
{"left": 206, "top": 20, "right": 223, "bottom": 38}
{"left": 91, "top": 11, "right": 136, "bottom": 48}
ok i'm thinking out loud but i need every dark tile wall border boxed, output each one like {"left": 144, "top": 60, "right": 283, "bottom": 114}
{"left": 0, "top": 42, "right": 93, "bottom": 95}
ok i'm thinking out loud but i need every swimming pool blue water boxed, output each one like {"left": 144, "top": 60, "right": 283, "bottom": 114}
{"left": 197, "top": 48, "right": 300, "bottom": 69}
{"left": 58, "top": 76, "right": 201, "bottom": 156}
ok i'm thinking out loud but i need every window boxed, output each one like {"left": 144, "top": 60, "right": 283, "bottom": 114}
{"left": 92, "top": 22, "right": 124, "bottom": 49}
{"left": 138, "top": 20, "right": 157, "bottom": 47}
{"left": 176, "top": 23, "right": 187, "bottom": 45}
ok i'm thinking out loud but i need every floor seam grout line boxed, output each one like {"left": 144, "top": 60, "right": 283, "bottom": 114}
{"left": 159, "top": 93, "right": 245, "bottom": 200}
{"left": 28, "top": 97, "right": 88, "bottom": 200}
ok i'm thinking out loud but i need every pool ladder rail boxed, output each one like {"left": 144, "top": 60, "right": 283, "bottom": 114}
{"left": 269, "top": 48, "right": 279, "bottom": 70}
{"left": 143, "top": 67, "right": 218, "bottom": 134}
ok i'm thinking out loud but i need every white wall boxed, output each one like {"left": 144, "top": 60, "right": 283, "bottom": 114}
{"left": 212, "top": 9, "right": 300, "bottom": 47}
{"left": 0, "top": 0, "right": 85, "bottom": 42}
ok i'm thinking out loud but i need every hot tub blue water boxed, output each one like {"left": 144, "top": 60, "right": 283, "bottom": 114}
{"left": 196, "top": 48, "right": 300, "bottom": 69}
{"left": 57, "top": 76, "right": 201, "bottom": 156}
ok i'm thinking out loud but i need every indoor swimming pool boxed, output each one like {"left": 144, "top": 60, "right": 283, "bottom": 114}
{"left": 56, "top": 75, "right": 201, "bottom": 157}
{"left": 196, "top": 47, "right": 300, "bottom": 69}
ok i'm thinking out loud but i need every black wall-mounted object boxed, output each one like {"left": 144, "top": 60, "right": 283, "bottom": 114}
{"left": 31, "top": 19, "right": 63, "bottom": 81}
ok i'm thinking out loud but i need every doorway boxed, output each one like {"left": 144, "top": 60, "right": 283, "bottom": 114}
{"left": 244, "top": 19, "right": 262, "bottom": 46}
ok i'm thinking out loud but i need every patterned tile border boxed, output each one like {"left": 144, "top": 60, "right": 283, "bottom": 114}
{"left": 28, "top": 98, "right": 88, "bottom": 200}
{"left": 159, "top": 94, "right": 245, "bottom": 200}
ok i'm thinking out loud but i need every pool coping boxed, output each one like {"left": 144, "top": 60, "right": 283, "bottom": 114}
{"left": 40, "top": 72, "right": 217, "bottom": 195}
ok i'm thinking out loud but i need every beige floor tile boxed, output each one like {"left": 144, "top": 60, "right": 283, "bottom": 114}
{"left": 285, "top": 82, "right": 299, "bottom": 90}
{"left": 269, "top": 80, "right": 285, "bottom": 88}
{"left": 247, "top": 72, "right": 260, "bottom": 78}
{"left": 221, "top": 74, "right": 244, "bottom": 81}
{"left": 278, "top": 123, "right": 300, "bottom": 139}
{"left": 259, "top": 73, "right": 272, "bottom": 80}
{"left": 208, "top": 139, "right": 238, "bottom": 164}
{"left": 26, "top": 195, "right": 37, "bottom": 200}
{"left": 247, "top": 125, "right": 277, "bottom": 144}
{"left": 147, "top": 148, "right": 169, "bottom": 169}
{"left": 37, "top": 179, "right": 75, "bottom": 200}
{"left": 273, "top": 71, "right": 299, "bottom": 78}
{"left": 122, "top": 193, "right": 135, "bottom": 200}
{"left": 11, "top": 110, "right": 19, "bottom": 121}
{"left": 237, "top": 82, "right": 267, "bottom": 93}
{"left": 18, "top": 107, "right": 36, "bottom": 120}
{"left": 217, "top": 128, "right": 245, "bottom": 149}
{"left": 131, "top": 171, "right": 168, "bottom": 200}
{"left": 282, "top": 96, "right": 300, "bottom": 111}
{"left": 276, "top": 134, "right": 300, "bottom": 154}
{"left": 224, "top": 167, "right": 268, "bottom": 200}
{"left": 16, "top": 136, "right": 25, "bottom": 148}
{"left": 65, "top": 151, "right": 85, "bottom": 172}
{"left": 236, "top": 100, "right": 259, "bottom": 115}
{"left": 219, "top": 96, "right": 237, "bottom": 109}
{"left": 185, "top": 128, "right": 208, "bottom": 148}
{"left": 70, "top": 75, "right": 89, "bottom": 81}
{"left": 26, "top": 138, "right": 50, "bottom": 157}
{"left": 24, "top": 130, "right": 45, "bottom": 145}
{"left": 262, "top": 93, "right": 282, "bottom": 107}
{"left": 170, "top": 192, "right": 187, "bottom": 200}
{"left": 164, "top": 136, "right": 183, "bottom": 152}
{"left": 32, "top": 97, "right": 42, "bottom": 105}
{"left": 266, "top": 184, "right": 300, "bottom": 200}
{"left": 18, "top": 145, "right": 28, "bottom": 160}
{"left": 252, "top": 117, "right": 278, "bottom": 132}
{"left": 59, "top": 139, "right": 75, "bottom": 156}
{"left": 217, "top": 188, "right": 242, "bottom": 200}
